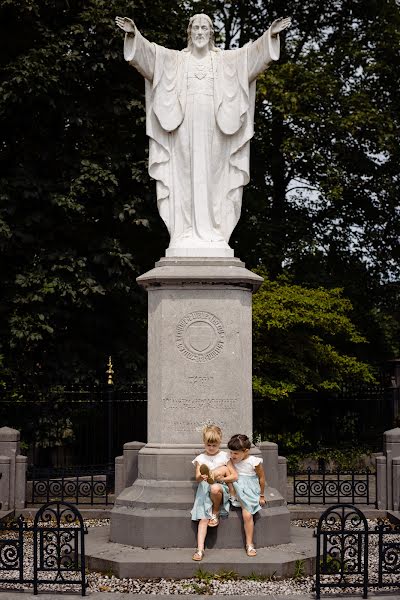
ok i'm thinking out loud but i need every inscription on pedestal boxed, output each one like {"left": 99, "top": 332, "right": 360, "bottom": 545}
{"left": 176, "top": 311, "right": 224, "bottom": 362}
{"left": 162, "top": 397, "right": 239, "bottom": 433}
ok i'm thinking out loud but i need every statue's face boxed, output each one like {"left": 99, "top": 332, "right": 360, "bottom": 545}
{"left": 191, "top": 16, "right": 211, "bottom": 50}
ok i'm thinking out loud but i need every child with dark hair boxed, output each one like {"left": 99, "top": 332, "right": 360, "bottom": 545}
{"left": 227, "top": 433, "right": 266, "bottom": 556}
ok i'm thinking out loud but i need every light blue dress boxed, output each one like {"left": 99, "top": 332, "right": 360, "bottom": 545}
{"left": 232, "top": 456, "right": 263, "bottom": 515}
{"left": 190, "top": 451, "right": 230, "bottom": 521}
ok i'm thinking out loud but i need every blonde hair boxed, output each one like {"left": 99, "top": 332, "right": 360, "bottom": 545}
{"left": 203, "top": 424, "right": 222, "bottom": 444}
{"left": 185, "top": 13, "right": 218, "bottom": 52}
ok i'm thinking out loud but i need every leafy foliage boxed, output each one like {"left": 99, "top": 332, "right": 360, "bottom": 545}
{"left": 252, "top": 270, "right": 375, "bottom": 400}
{"left": 0, "top": 0, "right": 188, "bottom": 387}
{"left": 0, "top": 0, "right": 398, "bottom": 403}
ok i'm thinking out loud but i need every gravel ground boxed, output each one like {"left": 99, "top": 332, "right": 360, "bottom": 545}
{"left": 0, "top": 518, "right": 399, "bottom": 596}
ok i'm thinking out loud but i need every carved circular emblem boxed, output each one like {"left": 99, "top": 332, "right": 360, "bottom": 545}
{"left": 176, "top": 311, "right": 225, "bottom": 362}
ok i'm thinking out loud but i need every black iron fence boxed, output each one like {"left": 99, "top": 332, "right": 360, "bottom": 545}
{"left": 288, "top": 468, "right": 376, "bottom": 506}
{"left": 27, "top": 465, "right": 114, "bottom": 506}
{"left": 0, "top": 385, "right": 147, "bottom": 468}
{"left": 0, "top": 381, "right": 397, "bottom": 469}
{"left": 0, "top": 501, "right": 87, "bottom": 595}
{"left": 315, "top": 504, "right": 400, "bottom": 598}
{"left": 254, "top": 384, "right": 395, "bottom": 454}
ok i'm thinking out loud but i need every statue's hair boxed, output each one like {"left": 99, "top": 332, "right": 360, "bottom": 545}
{"left": 185, "top": 13, "right": 218, "bottom": 52}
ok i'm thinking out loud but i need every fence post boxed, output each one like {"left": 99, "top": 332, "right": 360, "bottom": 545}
{"left": 384, "top": 427, "right": 400, "bottom": 511}
{"left": 123, "top": 441, "right": 146, "bottom": 489}
{"left": 0, "top": 427, "right": 27, "bottom": 510}
{"left": 376, "top": 455, "right": 387, "bottom": 509}
{"left": 106, "top": 357, "right": 115, "bottom": 468}
{"left": 15, "top": 455, "right": 27, "bottom": 510}
{"left": 393, "top": 457, "right": 400, "bottom": 512}
{"left": 114, "top": 455, "right": 125, "bottom": 498}
{"left": 258, "top": 442, "right": 280, "bottom": 490}
{"left": 278, "top": 456, "right": 288, "bottom": 501}
{"left": 0, "top": 456, "right": 11, "bottom": 510}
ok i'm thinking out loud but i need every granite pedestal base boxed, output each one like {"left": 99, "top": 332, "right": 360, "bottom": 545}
{"left": 110, "top": 445, "right": 290, "bottom": 548}
{"left": 110, "top": 258, "right": 290, "bottom": 549}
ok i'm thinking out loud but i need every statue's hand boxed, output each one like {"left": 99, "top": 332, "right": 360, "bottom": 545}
{"left": 270, "top": 16, "right": 292, "bottom": 37}
{"left": 115, "top": 16, "right": 136, "bottom": 34}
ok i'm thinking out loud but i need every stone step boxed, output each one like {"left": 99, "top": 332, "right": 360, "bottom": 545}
{"left": 0, "top": 510, "right": 13, "bottom": 521}
{"left": 85, "top": 525, "right": 316, "bottom": 579}
{"left": 387, "top": 510, "right": 400, "bottom": 525}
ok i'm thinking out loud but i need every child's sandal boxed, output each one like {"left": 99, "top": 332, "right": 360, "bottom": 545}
{"left": 208, "top": 513, "right": 220, "bottom": 527}
{"left": 192, "top": 548, "right": 204, "bottom": 561}
{"left": 199, "top": 464, "right": 214, "bottom": 485}
{"left": 246, "top": 544, "right": 257, "bottom": 557}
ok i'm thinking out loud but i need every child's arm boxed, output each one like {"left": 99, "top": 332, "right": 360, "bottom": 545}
{"left": 218, "top": 460, "right": 238, "bottom": 483}
{"left": 255, "top": 463, "right": 266, "bottom": 506}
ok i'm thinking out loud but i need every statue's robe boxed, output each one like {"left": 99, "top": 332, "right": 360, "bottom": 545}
{"left": 124, "top": 28, "right": 280, "bottom": 252}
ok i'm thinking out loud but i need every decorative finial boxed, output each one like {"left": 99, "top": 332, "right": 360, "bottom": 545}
{"left": 106, "top": 356, "right": 114, "bottom": 385}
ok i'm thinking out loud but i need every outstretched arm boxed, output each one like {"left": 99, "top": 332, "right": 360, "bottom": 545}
{"left": 248, "top": 16, "right": 291, "bottom": 82}
{"left": 270, "top": 16, "right": 292, "bottom": 37}
{"left": 115, "top": 15, "right": 155, "bottom": 81}
{"left": 115, "top": 15, "right": 136, "bottom": 34}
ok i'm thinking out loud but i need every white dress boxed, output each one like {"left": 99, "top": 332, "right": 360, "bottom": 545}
{"left": 233, "top": 455, "right": 263, "bottom": 515}
{"left": 190, "top": 450, "right": 230, "bottom": 520}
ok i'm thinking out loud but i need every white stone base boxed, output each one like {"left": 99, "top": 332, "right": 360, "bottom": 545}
{"left": 166, "top": 246, "right": 234, "bottom": 258}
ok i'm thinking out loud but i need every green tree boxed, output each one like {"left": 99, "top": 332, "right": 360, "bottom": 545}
{"left": 0, "top": 0, "right": 189, "bottom": 388}
{"left": 192, "top": 0, "right": 400, "bottom": 367}
{"left": 252, "top": 270, "right": 375, "bottom": 401}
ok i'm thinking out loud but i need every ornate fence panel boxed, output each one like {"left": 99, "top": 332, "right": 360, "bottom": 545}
{"left": 0, "top": 501, "right": 87, "bottom": 596}
{"left": 290, "top": 468, "right": 375, "bottom": 505}
{"left": 377, "top": 520, "right": 400, "bottom": 589}
{"left": 27, "top": 465, "right": 114, "bottom": 506}
{"left": 315, "top": 504, "right": 369, "bottom": 599}
{"left": 33, "top": 501, "right": 87, "bottom": 595}
{"left": 315, "top": 503, "right": 400, "bottom": 599}
{"left": 0, "top": 515, "right": 25, "bottom": 587}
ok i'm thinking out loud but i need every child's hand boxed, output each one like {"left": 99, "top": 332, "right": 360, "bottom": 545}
{"left": 201, "top": 474, "right": 209, "bottom": 481}
{"left": 259, "top": 495, "right": 266, "bottom": 506}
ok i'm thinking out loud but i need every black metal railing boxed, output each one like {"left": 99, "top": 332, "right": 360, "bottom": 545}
{"left": 288, "top": 468, "right": 376, "bottom": 505}
{"left": 315, "top": 503, "right": 400, "bottom": 598}
{"left": 0, "top": 501, "right": 87, "bottom": 595}
{"left": 27, "top": 465, "right": 114, "bottom": 506}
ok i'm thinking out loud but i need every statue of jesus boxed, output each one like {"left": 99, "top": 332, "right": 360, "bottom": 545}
{"left": 116, "top": 13, "right": 291, "bottom": 257}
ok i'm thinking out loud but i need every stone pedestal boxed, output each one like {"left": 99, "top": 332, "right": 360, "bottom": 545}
{"left": 110, "top": 258, "right": 290, "bottom": 548}
{"left": 0, "top": 427, "right": 27, "bottom": 510}
{"left": 375, "top": 427, "right": 400, "bottom": 511}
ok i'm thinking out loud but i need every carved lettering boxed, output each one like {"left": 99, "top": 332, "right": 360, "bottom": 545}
{"left": 163, "top": 397, "right": 238, "bottom": 410}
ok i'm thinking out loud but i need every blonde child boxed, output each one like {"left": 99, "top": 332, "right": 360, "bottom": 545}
{"left": 227, "top": 433, "right": 266, "bottom": 557}
{"left": 191, "top": 425, "right": 237, "bottom": 561}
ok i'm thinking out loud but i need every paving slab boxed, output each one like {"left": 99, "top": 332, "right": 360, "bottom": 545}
{"left": 0, "top": 592, "right": 399, "bottom": 599}
{"left": 85, "top": 525, "right": 316, "bottom": 579}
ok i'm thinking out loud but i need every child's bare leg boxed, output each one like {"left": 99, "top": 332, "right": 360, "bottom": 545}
{"left": 227, "top": 482, "right": 236, "bottom": 496}
{"left": 197, "top": 518, "right": 208, "bottom": 551}
{"left": 208, "top": 483, "right": 222, "bottom": 526}
{"left": 192, "top": 518, "right": 208, "bottom": 560}
{"left": 242, "top": 509, "right": 256, "bottom": 555}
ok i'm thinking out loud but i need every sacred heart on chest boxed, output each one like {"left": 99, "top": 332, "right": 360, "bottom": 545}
{"left": 195, "top": 71, "right": 206, "bottom": 80}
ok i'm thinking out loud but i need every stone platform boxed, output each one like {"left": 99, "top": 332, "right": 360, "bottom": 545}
{"left": 85, "top": 525, "right": 316, "bottom": 578}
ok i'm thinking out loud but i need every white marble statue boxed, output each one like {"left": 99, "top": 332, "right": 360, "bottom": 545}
{"left": 116, "top": 13, "right": 291, "bottom": 257}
